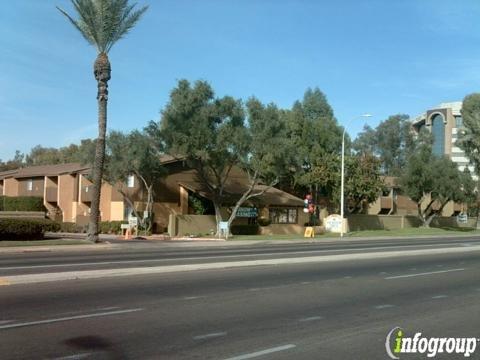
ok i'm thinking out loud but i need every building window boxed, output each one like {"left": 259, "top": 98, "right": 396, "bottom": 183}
{"left": 27, "top": 179, "right": 33, "bottom": 191}
{"left": 455, "top": 116, "right": 464, "bottom": 128}
{"left": 431, "top": 114, "right": 445, "bottom": 156}
{"left": 269, "top": 208, "right": 298, "bottom": 224}
{"left": 127, "top": 175, "right": 135, "bottom": 188}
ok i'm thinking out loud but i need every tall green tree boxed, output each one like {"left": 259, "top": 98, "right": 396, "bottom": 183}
{"left": 284, "top": 87, "right": 343, "bottom": 197}
{"left": 57, "top": 0, "right": 148, "bottom": 242}
{"left": 0, "top": 151, "right": 25, "bottom": 171}
{"left": 458, "top": 93, "right": 480, "bottom": 174}
{"left": 158, "top": 80, "right": 293, "bottom": 233}
{"left": 401, "top": 131, "right": 475, "bottom": 226}
{"left": 105, "top": 129, "right": 164, "bottom": 233}
{"left": 353, "top": 114, "right": 413, "bottom": 176}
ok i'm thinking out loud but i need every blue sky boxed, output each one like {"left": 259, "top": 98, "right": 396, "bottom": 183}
{"left": 1, "top": 0, "right": 480, "bottom": 161}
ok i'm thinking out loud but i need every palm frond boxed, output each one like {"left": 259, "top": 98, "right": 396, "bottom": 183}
{"left": 57, "top": 0, "right": 148, "bottom": 53}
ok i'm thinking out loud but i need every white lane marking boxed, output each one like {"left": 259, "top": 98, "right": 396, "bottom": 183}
{"left": 55, "top": 306, "right": 120, "bottom": 317}
{"left": 385, "top": 268, "right": 465, "bottom": 280}
{"left": 0, "top": 308, "right": 143, "bottom": 330}
{"left": 0, "top": 320, "right": 15, "bottom": 325}
{"left": 409, "top": 268, "right": 417, "bottom": 271}
{"left": 343, "top": 276, "right": 352, "bottom": 279}
{"left": 436, "top": 264, "right": 444, "bottom": 267}
{"left": 299, "top": 316, "right": 323, "bottom": 322}
{"left": 193, "top": 331, "right": 227, "bottom": 340}
{"left": 375, "top": 304, "right": 395, "bottom": 309}
{"left": 379, "top": 272, "right": 388, "bottom": 275}
{"left": 301, "top": 281, "right": 311, "bottom": 284}
{"left": 432, "top": 295, "right": 448, "bottom": 299}
{"left": 224, "top": 344, "right": 296, "bottom": 360}
{"left": 5, "top": 249, "right": 480, "bottom": 286}
{"left": 1, "top": 243, "right": 473, "bottom": 270}
{"left": 183, "top": 296, "right": 205, "bottom": 300}
{"left": 53, "top": 353, "right": 92, "bottom": 360}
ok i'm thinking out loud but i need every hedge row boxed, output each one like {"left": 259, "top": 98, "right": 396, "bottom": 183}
{"left": 58, "top": 221, "right": 127, "bottom": 234}
{"left": 231, "top": 224, "right": 259, "bottom": 235}
{"left": 0, "top": 196, "right": 46, "bottom": 212}
{"left": 0, "top": 219, "right": 60, "bottom": 240}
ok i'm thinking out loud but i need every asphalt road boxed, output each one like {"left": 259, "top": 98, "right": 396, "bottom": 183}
{"left": 1, "top": 235, "right": 480, "bottom": 275}
{"left": 1, "top": 237, "right": 480, "bottom": 359}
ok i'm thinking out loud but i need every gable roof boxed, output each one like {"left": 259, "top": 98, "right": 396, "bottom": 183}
{"left": 0, "top": 163, "right": 90, "bottom": 180}
{"left": 178, "top": 179, "right": 304, "bottom": 207}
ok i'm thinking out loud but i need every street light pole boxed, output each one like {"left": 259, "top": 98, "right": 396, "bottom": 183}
{"left": 340, "top": 114, "right": 372, "bottom": 238}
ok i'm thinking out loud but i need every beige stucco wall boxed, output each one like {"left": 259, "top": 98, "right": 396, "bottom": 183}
{"left": 259, "top": 224, "right": 305, "bottom": 235}
{"left": 174, "top": 215, "right": 218, "bottom": 236}
{"left": 58, "top": 174, "right": 76, "bottom": 222}
{"left": 17, "top": 177, "right": 44, "bottom": 197}
{"left": 152, "top": 202, "right": 181, "bottom": 232}
{"left": 110, "top": 201, "right": 124, "bottom": 221}
{"left": 99, "top": 182, "right": 113, "bottom": 221}
{"left": 4, "top": 178, "right": 19, "bottom": 196}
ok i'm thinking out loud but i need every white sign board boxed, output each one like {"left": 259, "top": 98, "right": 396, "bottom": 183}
{"left": 219, "top": 221, "right": 229, "bottom": 231}
{"left": 457, "top": 213, "right": 468, "bottom": 224}
{"left": 324, "top": 214, "right": 343, "bottom": 233}
{"left": 120, "top": 224, "right": 130, "bottom": 230}
{"left": 128, "top": 217, "right": 138, "bottom": 227}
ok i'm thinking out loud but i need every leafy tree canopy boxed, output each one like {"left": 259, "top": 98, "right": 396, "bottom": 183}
{"left": 458, "top": 93, "right": 480, "bottom": 174}
{"left": 353, "top": 114, "right": 413, "bottom": 176}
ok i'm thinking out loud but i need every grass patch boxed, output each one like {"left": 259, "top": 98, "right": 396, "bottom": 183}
{"left": 347, "top": 227, "right": 480, "bottom": 237}
{"left": 0, "top": 239, "right": 92, "bottom": 247}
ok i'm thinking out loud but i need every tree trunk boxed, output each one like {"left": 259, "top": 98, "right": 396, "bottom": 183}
{"left": 213, "top": 200, "right": 224, "bottom": 237}
{"left": 87, "top": 53, "right": 111, "bottom": 243}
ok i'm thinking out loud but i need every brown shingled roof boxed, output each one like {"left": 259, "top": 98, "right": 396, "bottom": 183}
{"left": 178, "top": 179, "right": 304, "bottom": 207}
{"left": 0, "top": 163, "right": 90, "bottom": 179}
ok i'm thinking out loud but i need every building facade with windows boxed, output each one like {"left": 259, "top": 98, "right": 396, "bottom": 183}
{"left": 0, "top": 159, "right": 307, "bottom": 234}
{"left": 412, "top": 101, "right": 477, "bottom": 180}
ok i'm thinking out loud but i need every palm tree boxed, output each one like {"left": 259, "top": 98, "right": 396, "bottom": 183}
{"left": 57, "top": 0, "right": 148, "bottom": 242}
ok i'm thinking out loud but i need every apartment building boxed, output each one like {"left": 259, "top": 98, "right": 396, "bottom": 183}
{"left": 0, "top": 163, "right": 124, "bottom": 224}
{"left": 0, "top": 159, "right": 306, "bottom": 233}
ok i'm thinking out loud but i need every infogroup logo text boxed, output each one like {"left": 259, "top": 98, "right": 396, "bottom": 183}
{"left": 385, "top": 327, "right": 478, "bottom": 359}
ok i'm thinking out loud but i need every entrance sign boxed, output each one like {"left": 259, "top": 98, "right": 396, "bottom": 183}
{"left": 236, "top": 207, "right": 258, "bottom": 218}
{"left": 457, "top": 213, "right": 468, "bottom": 224}
{"left": 325, "top": 214, "right": 343, "bottom": 233}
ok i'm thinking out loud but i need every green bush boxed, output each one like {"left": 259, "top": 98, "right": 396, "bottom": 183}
{"left": 58, "top": 222, "right": 86, "bottom": 233}
{"left": 0, "top": 219, "right": 60, "bottom": 240}
{"left": 257, "top": 217, "right": 271, "bottom": 226}
{"left": 231, "top": 224, "right": 259, "bottom": 235}
{"left": 0, "top": 196, "right": 46, "bottom": 211}
{"left": 99, "top": 221, "right": 127, "bottom": 234}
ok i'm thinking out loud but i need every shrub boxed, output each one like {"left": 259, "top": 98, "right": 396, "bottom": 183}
{"left": 257, "top": 217, "right": 271, "bottom": 227}
{"left": 99, "top": 221, "right": 127, "bottom": 234}
{"left": 0, "top": 218, "right": 60, "bottom": 240}
{"left": 58, "top": 222, "right": 86, "bottom": 233}
{"left": 231, "top": 224, "right": 259, "bottom": 235}
{"left": 0, "top": 196, "right": 46, "bottom": 212}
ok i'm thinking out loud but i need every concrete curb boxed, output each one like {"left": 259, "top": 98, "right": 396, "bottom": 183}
{"left": 0, "top": 243, "right": 113, "bottom": 254}
{"left": 2, "top": 244, "right": 480, "bottom": 286}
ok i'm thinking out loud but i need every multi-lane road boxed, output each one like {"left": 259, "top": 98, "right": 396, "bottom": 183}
{"left": 1, "top": 236, "right": 480, "bottom": 359}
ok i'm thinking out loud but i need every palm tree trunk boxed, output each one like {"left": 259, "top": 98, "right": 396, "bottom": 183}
{"left": 87, "top": 53, "right": 111, "bottom": 243}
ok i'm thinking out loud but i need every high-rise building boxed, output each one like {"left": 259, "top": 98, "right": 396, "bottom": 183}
{"left": 412, "top": 101, "right": 477, "bottom": 180}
